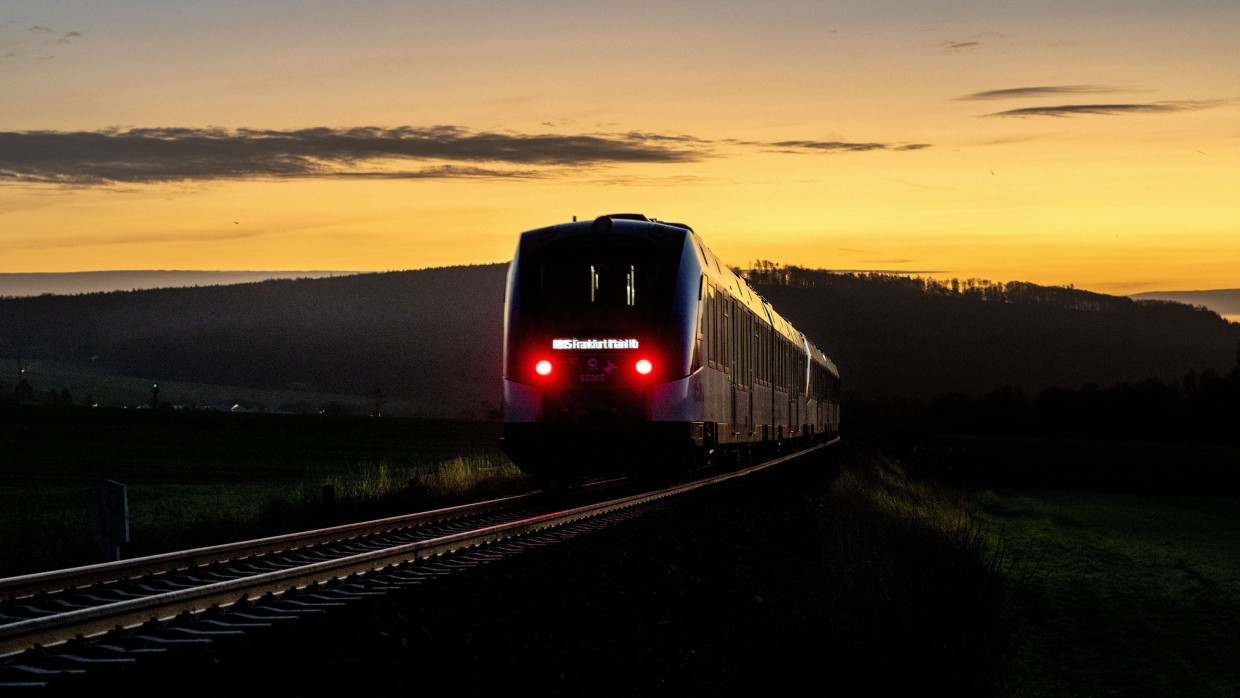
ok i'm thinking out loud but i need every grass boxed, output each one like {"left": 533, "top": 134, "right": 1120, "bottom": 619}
{"left": 812, "top": 447, "right": 1024, "bottom": 694}
{"left": 7, "top": 358, "right": 397, "bottom": 415}
{"left": 978, "top": 489, "right": 1240, "bottom": 697}
{"left": 816, "top": 439, "right": 1240, "bottom": 696}
{"left": 0, "top": 406, "right": 530, "bottom": 576}
{"left": 7, "top": 405, "right": 1235, "bottom": 695}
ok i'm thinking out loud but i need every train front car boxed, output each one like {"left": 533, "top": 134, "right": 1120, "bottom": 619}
{"left": 501, "top": 215, "right": 703, "bottom": 483}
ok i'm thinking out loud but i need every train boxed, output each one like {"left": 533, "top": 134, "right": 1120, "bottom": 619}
{"left": 500, "top": 214, "right": 840, "bottom": 485}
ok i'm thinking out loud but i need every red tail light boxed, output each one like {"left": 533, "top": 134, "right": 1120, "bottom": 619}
{"left": 634, "top": 358, "right": 653, "bottom": 375}
{"left": 535, "top": 359, "right": 553, "bottom": 376}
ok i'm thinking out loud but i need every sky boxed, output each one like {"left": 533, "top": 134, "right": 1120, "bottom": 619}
{"left": 2, "top": 1, "right": 1238, "bottom": 297}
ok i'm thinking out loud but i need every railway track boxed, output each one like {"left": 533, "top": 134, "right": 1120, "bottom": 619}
{"left": 0, "top": 441, "right": 833, "bottom": 689}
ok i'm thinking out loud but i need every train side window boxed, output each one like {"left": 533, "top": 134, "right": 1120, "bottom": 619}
{"left": 743, "top": 311, "right": 753, "bottom": 388}
{"left": 774, "top": 339, "right": 781, "bottom": 391}
{"left": 758, "top": 324, "right": 768, "bottom": 384}
{"left": 758, "top": 327, "right": 768, "bottom": 386}
{"left": 706, "top": 284, "right": 718, "bottom": 369}
{"left": 773, "top": 338, "right": 781, "bottom": 391}
{"left": 782, "top": 339, "right": 791, "bottom": 392}
{"left": 733, "top": 305, "right": 745, "bottom": 387}
{"left": 771, "top": 338, "right": 777, "bottom": 390}
{"left": 714, "top": 287, "right": 722, "bottom": 369}
{"left": 783, "top": 340, "right": 789, "bottom": 391}
{"left": 757, "top": 324, "right": 768, "bottom": 386}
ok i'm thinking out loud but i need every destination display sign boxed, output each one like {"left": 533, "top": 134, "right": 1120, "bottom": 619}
{"left": 552, "top": 338, "right": 639, "bottom": 350}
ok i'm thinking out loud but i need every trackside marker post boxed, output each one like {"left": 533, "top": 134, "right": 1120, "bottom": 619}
{"left": 91, "top": 480, "right": 129, "bottom": 561}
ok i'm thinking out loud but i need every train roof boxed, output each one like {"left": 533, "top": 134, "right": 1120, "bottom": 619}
{"left": 675, "top": 225, "right": 808, "bottom": 345}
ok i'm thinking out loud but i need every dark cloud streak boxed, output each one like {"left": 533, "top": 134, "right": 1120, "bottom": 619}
{"left": 0, "top": 126, "right": 707, "bottom": 185}
{"left": 760, "top": 140, "right": 932, "bottom": 153}
{"left": 0, "top": 126, "right": 932, "bottom": 186}
{"left": 959, "top": 85, "right": 1128, "bottom": 100}
{"left": 986, "top": 101, "right": 1224, "bottom": 117}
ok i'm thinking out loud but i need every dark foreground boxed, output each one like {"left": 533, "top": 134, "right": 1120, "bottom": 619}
{"left": 44, "top": 446, "right": 1017, "bottom": 697}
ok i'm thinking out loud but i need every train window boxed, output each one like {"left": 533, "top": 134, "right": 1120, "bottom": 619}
{"left": 711, "top": 285, "right": 721, "bottom": 369}
{"left": 582, "top": 262, "right": 642, "bottom": 307}
{"left": 535, "top": 256, "right": 662, "bottom": 323}
{"left": 756, "top": 320, "right": 763, "bottom": 385}
{"left": 709, "top": 283, "right": 719, "bottom": 371}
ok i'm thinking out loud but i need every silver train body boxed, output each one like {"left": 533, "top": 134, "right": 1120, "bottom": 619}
{"left": 501, "top": 214, "right": 840, "bottom": 480}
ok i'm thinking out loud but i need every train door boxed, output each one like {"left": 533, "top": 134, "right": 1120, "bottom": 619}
{"left": 788, "top": 338, "right": 799, "bottom": 436}
{"left": 727, "top": 297, "right": 738, "bottom": 438}
{"left": 739, "top": 308, "right": 748, "bottom": 438}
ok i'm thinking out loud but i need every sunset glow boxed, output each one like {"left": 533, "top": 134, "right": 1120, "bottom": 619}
{"left": 2, "top": 1, "right": 1237, "bottom": 296}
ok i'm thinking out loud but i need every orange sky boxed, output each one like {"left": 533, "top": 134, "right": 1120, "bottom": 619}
{"left": 2, "top": 1, "right": 1237, "bottom": 297}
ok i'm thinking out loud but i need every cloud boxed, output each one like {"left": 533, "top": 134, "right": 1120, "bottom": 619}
{"left": 3, "top": 25, "right": 84, "bottom": 60}
{"left": 762, "top": 140, "right": 932, "bottom": 153}
{"left": 985, "top": 100, "right": 1227, "bottom": 117}
{"left": 0, "top": 127, "right": 931, "bottom": 186}
{"left": 0, "top": 126, "right": 710, "bottom": 185}
{"left": 957, "top": 85, "right": 1131, "bottom": 100}
{"left": 944, "top": 41, "right": 980, "bottom": 51}
{"left": 959, "top": 86, "right": 1232, "bottom": 118}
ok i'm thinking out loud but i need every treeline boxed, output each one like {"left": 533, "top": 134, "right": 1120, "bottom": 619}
{"left": 852, "top": 366, "right": 1240, "bottom": 445}
{"left": 844, "top": 367, "right": 1240, "bottom": 497}
{"left": 745, "top": 261, "right": 1220, "bottom": 317}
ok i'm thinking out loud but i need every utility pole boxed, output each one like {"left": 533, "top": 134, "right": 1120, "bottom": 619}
{"left": 14, "top": 358, "right": 31, "bottom": 403}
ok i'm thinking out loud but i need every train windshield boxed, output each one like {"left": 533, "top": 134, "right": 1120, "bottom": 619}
{"left": 544, "top": 262, "right": 650, "bottom": 312}
{"left": 519, "top": 237, "right": 676, "bottom": 328}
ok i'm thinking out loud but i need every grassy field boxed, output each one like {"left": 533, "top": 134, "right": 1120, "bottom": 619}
{"left": 7, "top": 358, "right": 403, "bottom": 415}
{"left": 979, "top": 488, "right": 1240, "bottom": 696}
{"left": 0, "top": 406, "right": 529, "bottom": 576}
{"left": 5, "top": 406, "right": 1237, "bottom": 695}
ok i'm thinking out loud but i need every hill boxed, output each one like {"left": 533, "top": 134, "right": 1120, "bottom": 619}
{"left": 2, "top": 264, "right": 1237, "bottom": 417}
{"left": 746, "top": 267, "right": 1240, "bottom": 403}
{"left": 1130, "top": 288, "right": 1240, "bottom": 321}
{"left": 0, "top": 271, "right": 357, "bottom": 298}
{"left": 0, "top": 265, "right": 507, "bottom": 418}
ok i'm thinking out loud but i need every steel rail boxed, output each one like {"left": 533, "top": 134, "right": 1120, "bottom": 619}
{"left": 0, "top": 491, "right": 542, "bottom": 602}
{"left": 0, "top": 440, "right": 834, "bottom": 658}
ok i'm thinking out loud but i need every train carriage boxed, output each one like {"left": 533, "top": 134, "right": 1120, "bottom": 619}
{"left": 501, "top": 214, "right": 839, "bottom": 482}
